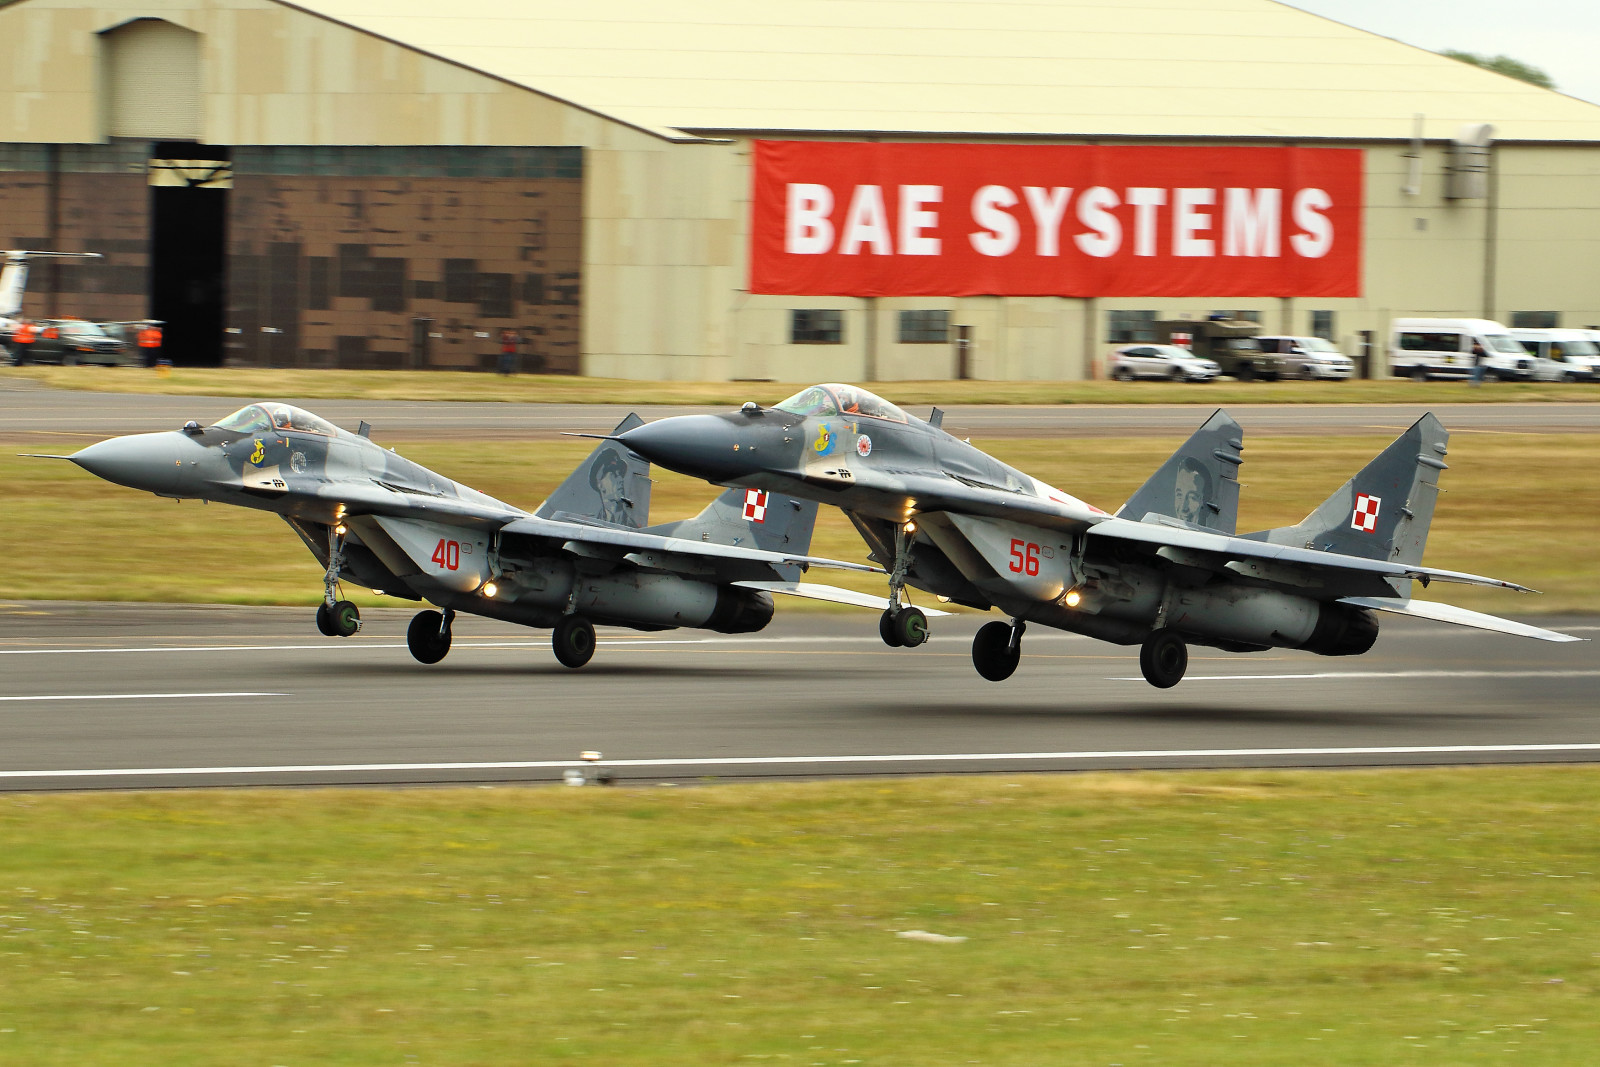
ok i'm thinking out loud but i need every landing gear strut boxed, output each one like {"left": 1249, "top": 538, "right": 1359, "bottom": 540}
{"left": 316, "top": 523, "right": 361, "bottom": 637}
{"left": 407, "top": 608, "right": 454, "bottom": 664}
{"left": 553, "top": 614, "right": 597, "bottom": 669}
{"left": 1139, "top": 628, "right": 1188, "bottom": 688}
{"left": 972, "top": 618, "right": 1024, "bottom": 682}
{"left": 878, "top": 522, "right": 929, "bottom": 648}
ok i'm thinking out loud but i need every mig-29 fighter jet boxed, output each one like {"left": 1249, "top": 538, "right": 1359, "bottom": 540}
{"left": 48, "top": 402, "right": 885, "bottom": 667}
{"left": 615, "top": 384, "right": 1578, "bottom": 688}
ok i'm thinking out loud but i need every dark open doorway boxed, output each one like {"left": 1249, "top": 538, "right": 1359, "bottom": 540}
{"left": 149, "top": 143, "right": 229, "bottom": 367}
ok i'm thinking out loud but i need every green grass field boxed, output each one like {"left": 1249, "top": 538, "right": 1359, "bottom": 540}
{"left": 2, "top": 769, "right": 1596, "bottom": 1065}
{"left": 7, "top": 364, "right": 1600, "bottom": 406}
{"left": 5, "top": 433, "right": 1596, "bottom": 613}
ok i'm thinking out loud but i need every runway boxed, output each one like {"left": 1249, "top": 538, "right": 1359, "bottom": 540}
{"left": 5, "top": 380, "right": 1599, "bottom": 439}
{"left": 1, "top": 602, "right": 1594, "bottom": 790}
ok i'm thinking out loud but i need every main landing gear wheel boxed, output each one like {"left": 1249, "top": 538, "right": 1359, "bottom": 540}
{"left": 1139, "top": 628, "right": 1188, "bottom": 689}
{"left": 972, "top": 620, "right": 1023, "bottom": 682}
{"left": 315, "top": 602, "right": 336, "bottom": 636}
{"left": 552, "top": 615, "right": 596, "bottom": 669}
{"left": 407, "top": 609, "right": 453, "bottom": 665}
{"left": 879, "top": 606, "right": 928, "bottom": 648}
{"left": 330, "top": 599, "right": 362, "bottom": 638}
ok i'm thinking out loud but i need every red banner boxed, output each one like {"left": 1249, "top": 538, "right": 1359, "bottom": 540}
{"left": 750, "top": 141, "right": 1362, "bottom": 298}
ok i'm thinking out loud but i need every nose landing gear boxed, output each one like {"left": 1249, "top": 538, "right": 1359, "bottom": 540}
{"left": 314, "top": 523, "right": 361, "bottom": 637}
{"left": 878, "top": 522, "right": 929, "bottom": 648}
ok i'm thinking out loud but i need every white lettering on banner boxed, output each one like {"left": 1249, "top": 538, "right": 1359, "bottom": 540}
{"left": 1126, "top": 187, "right": 1166, "bottom": 256}
{"left": 1022, "top": 186, "right": 1072, "bottom": 257}
{"left": 782, "top": 181, "right": 1338, "bottom": 262}
{"left": 1290, "top": 188, "right": 1333, "bottom": 258}
{"left": 970, "top": 185, "right": 1021, "bottom": 257}
{"left": 1074, "top": 186, "right": 1121, "bottom": 258}
{"left": 898, "top": 185, "right": 943, "bottom": 256}
{"left": 1224, "top": 187, "right": 1281, "bottom": 257}
{"left": 1173, "top": 188, "right": 1215, "bottom": 257}
{"left": 786, "top": 183, "right": 833, "bottom": 254}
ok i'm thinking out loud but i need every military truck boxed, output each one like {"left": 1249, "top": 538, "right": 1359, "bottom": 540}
{"left": 1153, "top": 318, "right": 1283, "bottom": 381}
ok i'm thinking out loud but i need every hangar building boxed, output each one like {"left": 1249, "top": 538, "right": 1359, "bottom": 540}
{"left": 2, "top": 0, "right": 1599, "bottom": 379}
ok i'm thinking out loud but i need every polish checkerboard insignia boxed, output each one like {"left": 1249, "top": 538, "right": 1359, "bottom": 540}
{"left": 1351, "top": 492, "right": 1381, "bottom": 533}
{"left": 743, "top": 488, "right": 769, "bottom": 523}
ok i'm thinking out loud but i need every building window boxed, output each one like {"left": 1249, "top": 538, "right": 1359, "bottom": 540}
{"left": 897, "top": 309, "right": 950, "bottom": 344}
{"left": 791, "top": 310, "right": 843, "bottom": 344}
{"left": 1511, "top": 311, "right": 1559, "bottom": 329}
{"left": 1311, "top": 310, "right": 1335, "bottom": 340}
{"left": 1211, "top": 309, "right": 1261, "bottom": 322}
{"left": 1106, "top": 309, "right": 1158, "bottom": 343}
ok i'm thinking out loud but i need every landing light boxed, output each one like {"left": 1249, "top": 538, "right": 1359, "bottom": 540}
{"left": 903, "top": 521, "right": 917, "bottom": 534}
{"left": 334, "top": 522, "right": 347, "bottom": 536}
{"left": 1064, "top": 589, "right": 1082, "bottom": 608}
{"left": 481, "top": 581, "right": 499, "bottom": 598}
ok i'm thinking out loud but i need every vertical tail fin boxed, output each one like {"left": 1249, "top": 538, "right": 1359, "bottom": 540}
{"left": 533, "top": 414, "right": 653, "bottom": 528}
{"left": 1251, "top": 413, "right": 1449, "bottom": 591}
{"left": 1115, "top": 409, "right": 1244, "bottom": 533}
{"left": 647, "top": 487, "right": 821, "bottom": 558}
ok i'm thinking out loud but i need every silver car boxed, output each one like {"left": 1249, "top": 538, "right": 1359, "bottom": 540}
{"left": 1255, "top": 335, "right": 1355, "bottom": 380}
{"left": 1108, "top": 344, "right": 1219, "bottom": 382}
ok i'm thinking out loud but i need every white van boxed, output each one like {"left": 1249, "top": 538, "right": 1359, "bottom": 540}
{"left": 1507, "top": 328, "right": 1600, "bottom": 382}
{"left": 1390, "top": 318, "right": 1533, "bottom": 381}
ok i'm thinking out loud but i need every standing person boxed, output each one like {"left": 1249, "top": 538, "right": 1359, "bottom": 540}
{"left": 11, "top": 318, "right": 34, "bottom": 365}
{"left": 1470, "top": 341, "right": 1487, "bottom": 387}
{"left": 137, "top": 321, "right": 163, "bottom": 368}
{"left": 497, "top": 328, "right": 521, "bottom": 375}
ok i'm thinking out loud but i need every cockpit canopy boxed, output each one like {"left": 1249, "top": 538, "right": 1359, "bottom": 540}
{"left": 213, "top": 403, "right": 340, "bottom": 437}
{"left": 772, "top": 384, "right": 910, "bottom": 423}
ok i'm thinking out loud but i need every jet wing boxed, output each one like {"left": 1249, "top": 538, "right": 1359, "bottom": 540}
{"left": 326, "top": 481, "right": 529, "bottom": 530}
{"left": 1337, "top": 597, "right": 1582, "bottom": 643}
{"left": 1085, "top": 516, "right": 1536, "bottom": 599}
{"left": 498, "top": 514, "right": 880, "bottom": 583}
{"left": 811, "top": 467, "right": 1104, "bottom": 533}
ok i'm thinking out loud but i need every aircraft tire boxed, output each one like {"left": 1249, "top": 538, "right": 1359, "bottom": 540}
{"left": 407, "top": 610, "right": 452, "bottom": 665}
{"left": 972, "top": 620, "right": 1020, "bottom": 682}
{"left": 1139, "top": 628, "right": 1188, "bottom": 689}
{"left": 896, "top": 606, "right": 929, "bottom": 647}
{"left": 878, "top": 609, "right": 904, "bottom": 647}
{"left": 553, "top": 615, "right": 596, "bottom": 669}
{"left": 331, "top": 599, "right": 361, "bottom": 637}
{"left": 315, "top": 602, "right": 336, "bottom": 636}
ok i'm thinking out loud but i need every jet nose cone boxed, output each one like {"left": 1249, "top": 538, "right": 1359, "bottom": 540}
{"left": 71, "top": 432, "right": 186, "bottom": 494}
{"left": 618, "top": 414, "right": 753, "bottom": 482}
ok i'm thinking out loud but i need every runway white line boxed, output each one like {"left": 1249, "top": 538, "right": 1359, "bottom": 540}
{"left": 6, "top": 742, "right": 1600, "bottom": 780}
{"left": 0, "top": 691, "right": 285, "bottom": 702}
{"left": 1111, "top": 669, "right": 1600, "bottom": 682}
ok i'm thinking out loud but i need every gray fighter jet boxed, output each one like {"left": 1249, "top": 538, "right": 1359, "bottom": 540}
{"left": 615, "top": 383, "right": 1579, "bottom": 687}
{"left": 50, "top": 402, "right": 887, "bottom": 667}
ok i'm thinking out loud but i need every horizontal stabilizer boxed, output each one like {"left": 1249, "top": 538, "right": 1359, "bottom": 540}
{"left": 1339, "top": 597, "right": 1583, "bottom": 643}
{"left": 734, "top": 581, "right": 953, "bottom": 615}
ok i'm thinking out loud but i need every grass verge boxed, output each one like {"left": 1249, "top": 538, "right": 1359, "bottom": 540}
{"left": 5, "top": 433, "right": 1595, "bottom": 613}
{"left": 2, "top": 768, "right": 1596, "bottom": 1065}
{"left": 7, "top": 365, "right": 1600, "bottom": 406}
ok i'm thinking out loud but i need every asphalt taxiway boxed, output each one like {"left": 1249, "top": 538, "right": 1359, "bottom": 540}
{"left": 1, "top": 602, "right": 1594, "bottom": 790}
{"left": 4, "top": 380, "right": 1599, "bottom": 439}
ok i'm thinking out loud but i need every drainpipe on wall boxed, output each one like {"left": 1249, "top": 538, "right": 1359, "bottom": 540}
{"left": 45, "top": 143, "right": 61, "bottom": 318}
{"left": 862, "top": 296, "right": 878, "bottom": 381}
{"left": 1482, "top": 147, "right": 1498, "bottom": 320}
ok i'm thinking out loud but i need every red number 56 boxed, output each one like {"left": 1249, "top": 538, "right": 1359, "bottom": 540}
{"left": 1008, "top": 538, "right": 1040, "bottom": 576}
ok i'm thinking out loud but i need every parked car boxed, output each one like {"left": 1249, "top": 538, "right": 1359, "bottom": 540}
{"left": 1152, "top": 318, "right": 1282, "bottom": 380}
{"left": 1108, "top": 344, "right": 1220, "bottom": 382}
{"left": 6, "top": 318, "right": 137, "bottom": 366}
{"left": 1390, "top": 318, "right": 1533, "bottom": 381}
{"left": 1508, "top": 328, "right": 1600, "bottom": 382}
{"left": 1253, "top": 335, "right": 1355, "bottom": 380}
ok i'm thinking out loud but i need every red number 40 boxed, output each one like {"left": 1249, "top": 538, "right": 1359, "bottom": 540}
{"left": 1008, "top": 538, "right": 1040, "bottom": 576}
{"left": 431, "top": 538, "right": 460, "bottom": 571}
